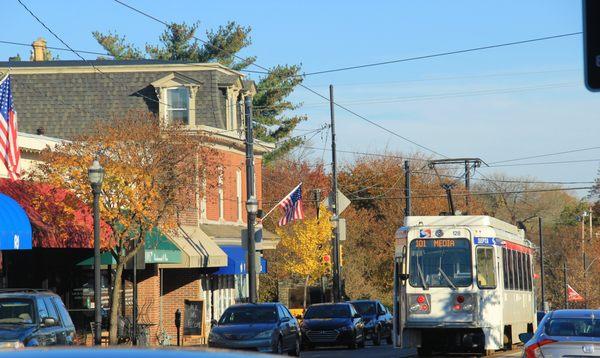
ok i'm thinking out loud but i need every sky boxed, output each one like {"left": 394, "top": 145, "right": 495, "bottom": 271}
{"left": 2, "top": 0, "right": 599, "bottom": 191}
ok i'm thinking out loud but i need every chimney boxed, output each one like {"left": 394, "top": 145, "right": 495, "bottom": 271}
{"left": 31, "top": 38, "right": 47, "bottom": 61}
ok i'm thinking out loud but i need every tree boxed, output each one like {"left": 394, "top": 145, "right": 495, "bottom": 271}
{"left": 92, "top": 21, "right": 306, "bottom": 161}
{"left": 259, "top": 158, "right": 330, "bottom": 302}
{"left": 33, "top": 111, "right": 217, "bottom": 344}
{"left": 274, "top": 205, "right": 332, "bottom": 308}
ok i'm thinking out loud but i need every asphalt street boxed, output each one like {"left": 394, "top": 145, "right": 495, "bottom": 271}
{"left": 300, "top": 343, "right": 522, "bottom": 358}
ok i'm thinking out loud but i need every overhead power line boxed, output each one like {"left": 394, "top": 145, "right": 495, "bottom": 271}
{"left": 111, "top": 0, "right": 448, "bottom": 159}
{"left": 0, "top": 39, "right": 114, "bottom": 57}
{"left": 300, "top": 32, "right": 582, "bottom": 77}
{"left": 489, "top": 146, "right": 600, "bottom": 164}
{"left": 486, "top": 158, "right": 600, "bottom": 167}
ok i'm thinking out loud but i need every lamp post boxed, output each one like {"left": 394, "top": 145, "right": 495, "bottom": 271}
{"left": 88, "top": 159, "right": 105, "bottom": 346}
{"left": 519, "top": 216, "right": 545, "bottom": 311}
{"left": 246, "top": 196, "right": 258, "bottom": 303}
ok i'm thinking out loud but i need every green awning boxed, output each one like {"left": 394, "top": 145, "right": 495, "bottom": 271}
{"left": 77, "top": 227, "right": 181, "bottom": 266}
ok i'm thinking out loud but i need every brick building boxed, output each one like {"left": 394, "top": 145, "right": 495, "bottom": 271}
{"left": 0, "top": 49, "right": 278, "bottom": 344}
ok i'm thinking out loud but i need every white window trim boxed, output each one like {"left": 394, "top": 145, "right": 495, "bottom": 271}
{"left": 152, "top": 73, "right": 200, "bottom": 127}
{"left": 218, "top": 168, "right": 224, "bottom": 222}
{"left": 236, "top": 170, "right": 242, "bottom": 223}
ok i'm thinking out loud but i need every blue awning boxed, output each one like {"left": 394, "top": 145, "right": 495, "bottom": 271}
{"left": 0, "top": 193, "right": 32, "bottom": 250}
{"left": 214, "top": 246, "right": 267, "bottom": 275}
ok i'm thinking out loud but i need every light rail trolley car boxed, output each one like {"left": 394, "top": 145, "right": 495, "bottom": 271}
{"left": 392, "top": 215, "right": 536, "bottom": 356}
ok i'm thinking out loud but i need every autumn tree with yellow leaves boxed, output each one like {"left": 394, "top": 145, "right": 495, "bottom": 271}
{"left": 274, "top": 205, "right": 333, "bottom": 308}
{"left": 34, "top": 111, "right": 217, "bottom": 344}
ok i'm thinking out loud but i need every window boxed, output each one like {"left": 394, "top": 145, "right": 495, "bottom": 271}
{"left": 516, "top": 252, "right": 523, "bottom": 290}
{"left": 476, "top": 246, "right": 497, "bottom": 289}
{"left": 166, "top": 87, "right": 189, "bottom": 125}
{"left": 277, "top": 305, "right": 286, "bottom": 320}
{"left": 502, "top": 248, "right": 509, "bottom": 289}
{"left": 36, "top": 298, "right": 48, "bottom": 320}
{"left": 507, "top": 250, "right": 514, "bottom": 290}
{"left": 43, "top": 297, "right": 59, "bottom": 322}
{"left": 0, "top": 298, "right": 34, "bottom": 324}
{"left": 236, "top": 170, "right": 242, "bottom": 222}
{"left": 409, "top": 238, "right": 473, "bottom": 288}
{"left": 526, "top": 254, "right": 532, "bottom": 291}
{"left": 53, "top": 297, "right": 73, "bottom": 328}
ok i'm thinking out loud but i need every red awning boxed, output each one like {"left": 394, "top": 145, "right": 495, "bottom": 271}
{"left": 0, "top": 179, "right": 113, "bottom": 249}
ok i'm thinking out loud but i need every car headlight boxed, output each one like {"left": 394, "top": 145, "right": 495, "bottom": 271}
{"left": 208, "top": 332, "right": 223, "bottom": 342}
{"left": 337, "top": 325, "right": 353, "bottom": 332}
{"left": 0, "top": 341, "right": 24, "bottom": 349}
{"left": 254, "top": 330, "right": 274, "bottom": 339}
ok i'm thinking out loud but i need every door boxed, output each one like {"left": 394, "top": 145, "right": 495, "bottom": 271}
{"left": 42, "top": 297, "right": 66, "bottom": 345}
{"left": 52, "top": 297, "right": 75, "bottom": 345}
{"left": 284, "top": 306, "right": 300, "bottom": 347}
{"left": 277, "top": 305, "right": 293, "bottom": 350}
{"left": 34, "top": 297, "right": 57, "bottom": 346}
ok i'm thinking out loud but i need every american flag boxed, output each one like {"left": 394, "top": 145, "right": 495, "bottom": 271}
{"left": 278, "top": 184, "right": 304, "bottom": 226}
{"left": 0, "top": 75, "right": 20, "bottom": 180}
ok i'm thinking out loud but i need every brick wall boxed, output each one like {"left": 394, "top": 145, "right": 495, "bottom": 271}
{"left": 161, "top": 268, "right": 203, "bottom": 345}
{"left": 180, "top": 146, "right": 263, "bottom": 227}
{"left": 137, "top": 266, "right": 160, "bottom": 345}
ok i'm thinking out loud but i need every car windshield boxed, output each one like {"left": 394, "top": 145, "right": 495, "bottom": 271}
{"left": 409, "top": 238, "right": 472, "bottom": 288}
{"left": 218, "top": 306, "right": 278, "bottom": 325}
{"left": 545, "top": 317, "right": 600, "bottom": 337}
{"left": 352, "top": 302, "right": 376, "bottom": 316}
{"left": 0, "top": 298, "right": 35, "bottom": 324}
{"left": 304, "top": 304, "right": 351, "bottom": 319}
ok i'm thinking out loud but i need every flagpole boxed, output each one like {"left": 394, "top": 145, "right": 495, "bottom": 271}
{"left": 260, "top": 182, "right": 302, "bottom": 221}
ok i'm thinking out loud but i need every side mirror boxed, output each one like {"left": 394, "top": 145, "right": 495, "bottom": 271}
{"left": 353, "top": 313, "right": 362, "bottom": 319}
{"left": 518, "top": 332, "right": 534, "bottom": 344}
{"left": 210, "top": 319, "right": 218, "bottom": 328}
{"left": 280, "top": 317, "right": 291, "bottom": 323}
{"left": 295, "top": 314, "right": 302, "bottom": 320}
{"left": 42, "top": 317, "right": 57, "bottom": 327}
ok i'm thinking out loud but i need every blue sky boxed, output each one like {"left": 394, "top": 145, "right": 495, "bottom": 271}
{"left": 2, "top": 0, "right": 599, "bottom": 188}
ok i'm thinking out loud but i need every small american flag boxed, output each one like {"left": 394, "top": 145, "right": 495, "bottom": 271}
{"left": 278, "top": 183, "right": 304, "bottom": 226}
{"left": 0, "top": 75, "right": 20, "bottom": 180}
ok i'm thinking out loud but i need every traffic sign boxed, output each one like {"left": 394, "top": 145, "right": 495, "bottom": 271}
{"left": 321, "top": 190, "right": 351, "bottom": 214}
{"left": 583, "top": 0, "right": 600, "bottom": 91}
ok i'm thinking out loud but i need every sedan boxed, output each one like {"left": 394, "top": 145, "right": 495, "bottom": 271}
{"left": 300, "top": 303, "right": 365, "bottom": 350}
{"left": 520, "top": 309, "right": 600, "bottom": 357}
{"left": 350, "top": 300, "right": 393, "bottom": 345}
{"left": 208, "top": 303, "right": 300, "bottom": 355}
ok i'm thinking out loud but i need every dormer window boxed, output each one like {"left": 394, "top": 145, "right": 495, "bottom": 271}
{"left": 166, "top": 87, "right": 190, "bottom": 125}
{"left": 151, "top": 73, "right": 201, "bottom": 126}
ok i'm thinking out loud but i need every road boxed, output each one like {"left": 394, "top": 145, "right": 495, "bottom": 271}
{"left": 300, "top": 343, "right": 522, "bottom": 358}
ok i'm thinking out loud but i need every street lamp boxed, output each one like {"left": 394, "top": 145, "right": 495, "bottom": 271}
{"left": 518, "top": 216, "right": 546, "bottom": 311}
{"left": 88, "top": 159, "right": 104, "bottom": 346}
{"left": 246, "top": 195, "right": 258, "bottom": 303}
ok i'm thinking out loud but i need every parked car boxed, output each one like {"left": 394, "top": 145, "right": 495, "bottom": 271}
{"left": 349, "top": 300, "right": 393, "bottom": 345}
{"left": 300, "top": 302, "right": 365, "bottom": 350}
{"left": 207, "top": 303, "right": 300, "bottom": 355}
{"left": 0, "top": 348, "right": 264, "bottom": 357}
{"left": 0, "top": 289, "right": 75, "bottom": 348}
{"left": 520, "top": 309, "right": 600, "bottom": 357}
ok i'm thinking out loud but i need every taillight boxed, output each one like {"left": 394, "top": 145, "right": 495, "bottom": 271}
{"left": 456, "top": 295, "right": 465, "bottom": 303}
{"left": 416, "top": 295, "right": 426, "bottom": 304}
{"left": 420, "top": 304, "right": 429, "bottom": 311}
{"left": 525, "top": 339, "right": 556, "bottom": 358}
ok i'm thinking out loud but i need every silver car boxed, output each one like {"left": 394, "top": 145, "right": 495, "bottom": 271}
{"left": 520, "top": 309, "right": 600, "bottom": 357}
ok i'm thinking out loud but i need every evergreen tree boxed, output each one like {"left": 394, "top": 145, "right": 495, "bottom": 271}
{"left": 93, "top": 21, "right": 305, "bottom": 161}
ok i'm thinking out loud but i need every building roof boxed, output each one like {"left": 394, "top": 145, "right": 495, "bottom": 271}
{"left": 1, "top": 61, "right": 246, "bottom": 140}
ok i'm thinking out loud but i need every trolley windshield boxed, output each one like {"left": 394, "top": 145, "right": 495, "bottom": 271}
{"left": 409, "top": 238, "right": 472, "bottom": 288}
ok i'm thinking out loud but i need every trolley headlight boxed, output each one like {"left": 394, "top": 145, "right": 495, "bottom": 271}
{"left": 462, "top": 303, "right": 474, "bottom": 312}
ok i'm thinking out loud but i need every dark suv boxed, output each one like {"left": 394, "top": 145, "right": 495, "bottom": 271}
{"left": 350, "top": 300, "right": 393, "bottom": 345}
{"left": 0, "top": 289, "right": 75, "bottom": 348}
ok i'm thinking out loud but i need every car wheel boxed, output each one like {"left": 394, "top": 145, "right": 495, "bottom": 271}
{"left": 386, "top": 334, "right": 393, "bottom": 345}
{"left": 348, "top": 332, "right": 358, "bottom": 350}
{"left": 373, "top": 327, "right": 382, "bottom": 346}
{"left": 288, "top": 336, "right": 300, "bottom": 356}
{"left": 359, "top": 334, "right": 366, "bottom": 348}
{"left": 275, "top": 338, "right": 284, "bottom": 354}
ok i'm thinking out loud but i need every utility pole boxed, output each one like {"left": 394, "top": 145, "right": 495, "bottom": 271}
{"left": 404, "top": 161, "right": 411, "bottom": 217}
{"left": 313, "top": 189, "right": 322, "bottom": 219}
{"left": 538, "top": 217, "right": 546, "bottom": 311}
{"left": 564, "top": 261, "right": 568, "bottom": 309}
{"left": 464, "top": 161, "right": 470, "bottom": 212}
{"left": 245, "top": 96, "right": 258, "bottom": 303}
{"left": 330, "top": 85, "right": 341, "bottom": 303}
